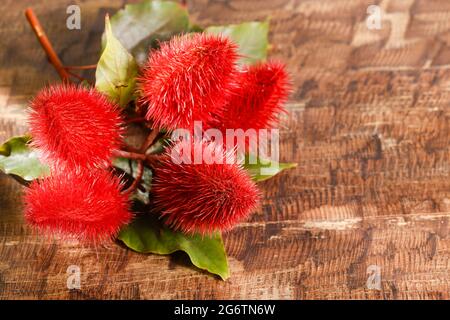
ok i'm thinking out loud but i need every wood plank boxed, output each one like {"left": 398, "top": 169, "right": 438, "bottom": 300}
{"left": 1, "top": 0, "right": 450, "bottom": 299}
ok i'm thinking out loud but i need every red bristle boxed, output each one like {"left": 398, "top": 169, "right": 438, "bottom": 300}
{"left": 151, "top": 140, "right": 260, "bottom": 235}
{"left": 24, "top": 170, "right": 132, "bottom": 242}
{"left": 28, "top": 84, "right": 124, "bottom": 169}
{"left": 209, "top": 61, "right": 290, "bottom": 132}
{"left": 138, "top": 33, "right": 239, "bottom": 131}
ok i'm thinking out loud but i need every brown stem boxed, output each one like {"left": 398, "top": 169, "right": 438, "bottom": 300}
{"left": 112, "top": 149, "right": 146, "bottom": 161}
{"left": 122, "top": 143, "right": 141, "bottom": 153}
{"left": 65, "top": 70, "right": 90, "bottom": 83}
{"left": 123, "top": 160, "right": 144, "bottom": 195}
{"left": 140, "top": 129, "right": 160, "bottom": 153}
{"left": 125, "top": 117, "right": 147, "bottom": 125}
{"left": 64, "top": 64, "right": 97, "bottom": 70}
{"left": 114, "top": 152, "right": 163, "bottom": 194}
{"left": 25, "top": 8, "right": 71, "bottom": 81}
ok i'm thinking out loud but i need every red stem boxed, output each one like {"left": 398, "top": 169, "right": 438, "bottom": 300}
{"left": 123, "top": 160, "right": 144, "bottom": 195}
{"left": 120, "top": 129, "right": 161, "bottom": 194}
{"left": 125, "top": 117, "right": 147, "bottom": 124}
{"left": 113, "top": 149, "right": 146, "bottom": 161}
{"left": 122, "top": 143, "right": 141, "bottom": 153}
{"left": 64, "top": 64, "right": 97, "bottom": 70}
{"left": 65, "top": 70, "right": 91, "bottom": 83}
{"left": 114, "top": 151, "right": 163, "bottom": 195}
{"left": 25, "top": 8, "right": 71, "bottom": 81}
{"left": 140, "top": 129, "right": 160, "bottom": 153}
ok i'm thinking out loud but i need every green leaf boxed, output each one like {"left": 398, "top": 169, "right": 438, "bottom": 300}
{"left": 119, "top": 214, "right": 229, "bottom": 280}
{"left": 96, "top": 15, "right": 138, "bottom": 107}
{"left": 103, "top": 0, "right": 190, "bottom": 64}
{"left": 243, "top": 154, "right": 297, "bottom": 182}
{"left": 113, "top": 157, "right": 152, "bottom": 204}
{"left": 206, "top": 21, "right": 269, "bottom": 65}
{"left": 0, "top": 136, "right": 50, "bottom": 181}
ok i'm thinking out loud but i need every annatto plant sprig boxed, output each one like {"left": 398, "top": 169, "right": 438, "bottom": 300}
{"left": 0, "top": 0, "right": 297, "bottom": 279}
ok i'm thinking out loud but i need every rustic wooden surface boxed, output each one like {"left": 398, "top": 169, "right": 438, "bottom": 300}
{"left": 1, "top": 0, "right": 450, "bottom": 300}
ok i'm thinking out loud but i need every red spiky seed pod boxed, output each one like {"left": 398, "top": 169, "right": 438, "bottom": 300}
{"left": 151, "top": 140, "right": 260, "bottom": 234}
{"left": 28, "top": 84, "right": 124, "bottom": 169}
{"left": 24, "top": 170, "right": 131, "bottom": 242}
{"left": 209, "top": 61, "right": 290, "bottom": 132}
{"left": 138, "top": 33, "right": 239, "bottom": 131}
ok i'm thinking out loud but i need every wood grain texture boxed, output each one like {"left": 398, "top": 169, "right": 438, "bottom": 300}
{"left": 1, "top": 0, "right": 450, "bottom": 299}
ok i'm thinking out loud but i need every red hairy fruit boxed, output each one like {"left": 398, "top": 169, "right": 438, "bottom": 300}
{"left": 139, "top": 33, "right": 239, "bottom": 131}
{"left": 28, "top": 84, "right": 124, "bottom": 169}
{"left": 24, "top": 170, "right": 131, "bottom": 242}
{"left": 210, "top": 61, "right": 290, "bottom": 132}
{"left": 151, "top": 140, "right": 260, "bottom": 235}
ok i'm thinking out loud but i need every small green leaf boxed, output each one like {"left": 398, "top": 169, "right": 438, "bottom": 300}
{"left": 103, "top": 0, "right": 190, "bottom": 64}
{"left": 96, "top": 15, "right": 138, "bottom": 107}
{"left": 206, "top": 21, "right": 269, "bottom": 65}
{"left": 0, "top": 136, "right": 50, "bottom": 181}
{"left": 113, "top": 157, "right": 152, "bottom": 204}
{"left": 119, "top": 214, "right": 229, "bottom": 280}
{"left": 243, "top": 154, "right": 297, "bottom": 182}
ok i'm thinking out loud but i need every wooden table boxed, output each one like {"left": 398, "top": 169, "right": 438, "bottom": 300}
{"left": 1, "top": 0, "right": 450, "bottom": 299}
